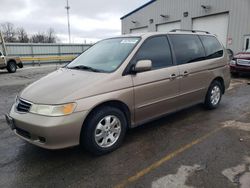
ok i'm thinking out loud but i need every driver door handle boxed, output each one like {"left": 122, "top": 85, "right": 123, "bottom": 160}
{"left": 170, "top": 73, "right": 177, "bottom": 80}
{"left": 182, "top": 71, "right": 189, "bottom": 77}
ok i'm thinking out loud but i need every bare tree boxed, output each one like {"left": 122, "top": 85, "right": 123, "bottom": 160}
{"left": 31, "top": 28, "right": 58, "bottom": 43}
{"left": 30, "top": 32, "right": 47, "bottom": 43}
{"left": 16, "top": 27, "right": 29, "bottom": 43}
{"left": 0, "top": 22, "right": 17, "bottom": 42}
{"left": 0, "top": 22, "right": 59, "bottom": 43}
{"left": 46, "top": 28, "right": 57, "bottom": 43}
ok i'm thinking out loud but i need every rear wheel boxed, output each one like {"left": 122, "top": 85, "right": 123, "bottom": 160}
{"left": 17, "top": 62, "right": 23, "bottom": 68}
{"left": 204, "top": 81, "right": 222, "bottom": 109}
{"left": 7, "top": 61, "right": 17, "bottom": 73}
{"left": 81, "top": 106, "right": 127, "bottom": 155}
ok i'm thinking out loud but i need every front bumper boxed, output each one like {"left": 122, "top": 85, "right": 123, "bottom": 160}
{"left": 230, "top": 64, "right": 250, "bottom": 73}
{"left": 7, "top": 105, "right": 88, "bottom": 149}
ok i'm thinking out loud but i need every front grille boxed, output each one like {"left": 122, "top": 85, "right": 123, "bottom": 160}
{"left": 16, "top": 99, "right": 32, "bottom": 113}
{"left": 237, "top": 59, "right": 250, "bottom": 66}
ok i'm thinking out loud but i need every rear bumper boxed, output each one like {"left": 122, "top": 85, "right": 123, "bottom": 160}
{"left": 230, "top": 65, "right": 250, "bottom": 73}
{"left": 7, "top": 105, "right": 88, "bottom": 149}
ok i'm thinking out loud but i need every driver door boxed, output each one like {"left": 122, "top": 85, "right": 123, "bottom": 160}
{"left": 131, "top": 36, "right": 180, "bottom": 124}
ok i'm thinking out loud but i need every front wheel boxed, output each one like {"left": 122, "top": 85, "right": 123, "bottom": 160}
{"left": 81, "top": 106, "right": 127, "bottom": 155}
{"left": 7, "top": 61, "right": 17, "bottom": 73}
{"left": 204, "top": 81, "right": 223, "bottom": 110}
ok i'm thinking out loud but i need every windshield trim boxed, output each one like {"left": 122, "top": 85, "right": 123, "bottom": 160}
{"left": 66, "top": 36, "right": 141, "bottom": 73}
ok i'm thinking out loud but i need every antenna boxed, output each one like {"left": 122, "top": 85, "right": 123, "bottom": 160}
{"left": 65, "top": 0, "right": 71, "bottom": 43}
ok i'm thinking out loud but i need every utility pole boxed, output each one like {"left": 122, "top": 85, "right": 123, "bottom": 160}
{"left": 65, "top": 0, "right": 71, "bottom": 43}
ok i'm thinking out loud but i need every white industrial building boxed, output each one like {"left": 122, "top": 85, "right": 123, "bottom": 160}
{"left": 121, "top": 0, "right": 250, "bottom": 53}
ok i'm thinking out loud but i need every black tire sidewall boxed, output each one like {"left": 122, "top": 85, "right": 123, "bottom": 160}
{"left": 81, "top": 106, "right": 127, "bottom": 155}
{"left": 205, "top": 81, "right": 222, "bottom": 109}
{"left": 7, "top": 61, "right": 17, "bottom": 73}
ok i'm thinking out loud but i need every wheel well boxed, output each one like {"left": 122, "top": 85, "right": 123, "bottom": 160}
{"left": 212, "top": 77, "right": 225, "bottom": 94}
{"left": 83, "top": 100, "right": 131, "bottom": 129}
{"left": 7, "top": 59, "right": 17, "bottom": 64}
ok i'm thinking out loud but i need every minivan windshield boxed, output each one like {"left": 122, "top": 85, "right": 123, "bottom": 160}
{"left": 67, "top": 37, "right": 140, "bottom": 72}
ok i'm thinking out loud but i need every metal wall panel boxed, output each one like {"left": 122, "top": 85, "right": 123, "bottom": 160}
{"left": 0, "top": 43, "right": 91, "bottom": 57}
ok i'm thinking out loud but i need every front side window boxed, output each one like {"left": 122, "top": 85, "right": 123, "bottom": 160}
{"left": 132, "top": 36, "right": 173, "bottom": 69}
{"left": 200, "top": 35, "right": 223, "bottom": 59}
{"left": 67, "top": 37, "right": 140, "bottom": 72}
{"left": 169, "top": 34, "right": 205, "bottom": 65}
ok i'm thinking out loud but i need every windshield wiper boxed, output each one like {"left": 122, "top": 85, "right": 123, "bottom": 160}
{"left": 67, "top": 65, "right": 102, "bottom": 72}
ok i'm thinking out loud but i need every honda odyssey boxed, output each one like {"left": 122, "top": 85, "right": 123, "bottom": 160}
{"left": 6, "top": 30, "right": 231, "bottom": 155}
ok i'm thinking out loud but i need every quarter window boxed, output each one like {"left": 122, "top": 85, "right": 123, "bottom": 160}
{"left": 200, "top": 35, "right": 223, "bottom": 59}
{"left": 132, "top": 36, "right": 173, "bottom": 69}
{"left": 169, "top": 34, "right": 205, "bottom": 65}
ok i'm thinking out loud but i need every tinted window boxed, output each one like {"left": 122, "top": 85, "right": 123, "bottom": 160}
{"left": 133, "top": 36, "right": 172, "bottom": 69}
{"left": 200, "top": 36, "right": 223, "bottom": 59}
{"left": 169, "top": 34, "right": 205, "bottom": 65}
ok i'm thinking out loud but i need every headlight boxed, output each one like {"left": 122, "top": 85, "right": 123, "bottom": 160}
{"left": 30, "top": 103, "right": 76, "bottom": 116}
{"left": 230, "top": 60, "right": 236, "bottom": 65}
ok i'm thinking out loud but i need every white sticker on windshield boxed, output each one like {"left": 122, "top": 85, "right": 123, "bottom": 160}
{"left": 121, "top": 39, "right": 138, "bottom": 44}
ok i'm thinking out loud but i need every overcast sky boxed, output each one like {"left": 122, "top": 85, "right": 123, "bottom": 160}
{"left": 0, "top": 0, "right": 149, "bottom": 43}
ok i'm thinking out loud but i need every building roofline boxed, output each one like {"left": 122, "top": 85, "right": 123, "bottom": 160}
{"left": 120, "top": 0, "right": 156, "bottom": 20}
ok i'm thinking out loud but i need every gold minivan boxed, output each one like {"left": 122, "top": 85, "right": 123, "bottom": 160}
{"left": 6, "top": 31, "right": 231, "bottom": 155}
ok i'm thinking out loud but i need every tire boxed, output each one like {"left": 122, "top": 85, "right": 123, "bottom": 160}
{"left": 17, "top": 62, "right": 23, "bottom": 68}
{"left": 7, "top": 61, "right": 17, "bottom": 73}
{"left": 204, "top": 81, "right": 223, "bottom": 110}
{"left": 81, "top": 106, "right": 127, "bottom": 155}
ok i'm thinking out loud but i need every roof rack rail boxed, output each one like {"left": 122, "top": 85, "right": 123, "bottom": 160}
{"left": 170, "top": 29, "right": 210, "bottom": 34}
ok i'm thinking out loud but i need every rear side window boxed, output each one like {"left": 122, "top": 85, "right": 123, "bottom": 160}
{"left": 132, "top": 36, "right": 172, "bottom": 69}
{"left": 200, "top": 36, "right": 223, "bottom": 59}
{"left": 169, "top": 34, "right": 205, "bottom": 65}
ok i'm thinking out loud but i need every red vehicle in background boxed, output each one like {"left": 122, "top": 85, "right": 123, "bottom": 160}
{"left": 230, "top": 49, "right": 250, "bottom": 76}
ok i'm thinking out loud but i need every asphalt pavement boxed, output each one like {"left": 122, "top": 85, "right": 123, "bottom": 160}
{"left": 0, "top": 65, "right": 250, "bottom": 188}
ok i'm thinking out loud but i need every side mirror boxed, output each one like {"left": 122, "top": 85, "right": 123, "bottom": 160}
{"left": 227, "top": 49, "right": 234, "bottom": 60}
{"left": 133, "top": 60, "right": 152, "bottom": 73}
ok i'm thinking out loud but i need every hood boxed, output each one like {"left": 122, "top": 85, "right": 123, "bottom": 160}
{"left": 20, "top": 68, "right": 115, "bottom": 104}
{"left": 234, "top": 52, "right": 250, "bottom": 60}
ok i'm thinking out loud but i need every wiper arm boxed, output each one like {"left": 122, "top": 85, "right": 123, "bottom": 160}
{"left": 67, "top": 65, "right": 101, "bottom": 72}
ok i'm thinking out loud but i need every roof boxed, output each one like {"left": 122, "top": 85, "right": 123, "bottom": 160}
{"left": 121, "top": 31, "right": 215, "bottom": 39}
{"left": 120, "top": 0, "right": 157, "bottom": 20}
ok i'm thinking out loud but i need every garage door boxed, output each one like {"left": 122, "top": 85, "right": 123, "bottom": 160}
{"left": 130, "top": 27, "right": 148, "bottom": 34}
{"left": 192, "top": 13, "right": 229, "bottom": 47}
{"left": 156, "top": 21, "right": 181, "bottom": 32}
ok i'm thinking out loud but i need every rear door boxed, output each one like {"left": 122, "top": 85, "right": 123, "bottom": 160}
{"left": 131, "top": 36, "right": 179, "bottom": 124}
{"left": 168, "top": 34, "right": 209, "bottom": 108}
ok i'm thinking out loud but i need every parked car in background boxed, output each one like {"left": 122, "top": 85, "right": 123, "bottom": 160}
{"left": 0, "top": 32, "right": 23, "bottom": 73}
{"left": 0, "top": 50, "right": 23, "bottom": 73}
{"left": 6, "top": 31, "right": 231, "bottom": 155}
{"left": 230, "top": 49, "right": 250, "bottom": 76}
